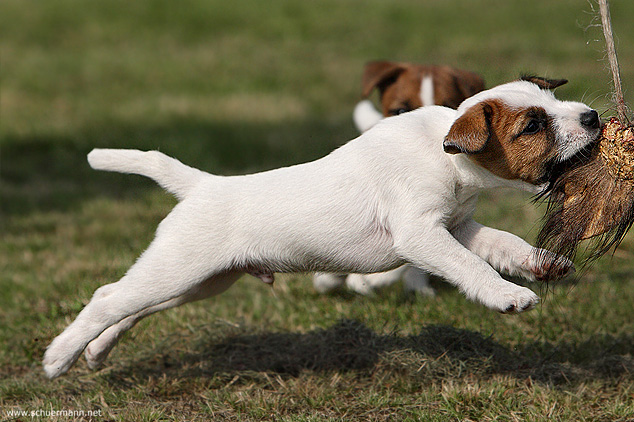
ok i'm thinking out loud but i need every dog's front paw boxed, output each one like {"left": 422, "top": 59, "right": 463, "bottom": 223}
{"left": 500, "top": 287, "right": 540, "bottom": 314}
{"left": 525, "top": 250, "right": 575, "bottom": 282}
{"left": 483, "top": 284, "right": 540, "bottom": 314}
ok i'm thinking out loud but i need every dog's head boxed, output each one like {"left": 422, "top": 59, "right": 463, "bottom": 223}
{"left": 361, "top": 61, "right": 486, "bottom": 115}
{"left": 443, "top": 76, "right": 601, "bottom": 185}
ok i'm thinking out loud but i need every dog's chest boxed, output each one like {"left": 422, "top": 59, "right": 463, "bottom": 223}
{"left": 446, "top": 184, "right": 479, "bottom": 229}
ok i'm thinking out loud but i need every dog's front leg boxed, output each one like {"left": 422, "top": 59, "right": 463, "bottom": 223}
{"left": 397, "top": 224, "right": 539, "bottom": 313}
{"left": 451, "top": 219, "right": 574, "bottom": 281}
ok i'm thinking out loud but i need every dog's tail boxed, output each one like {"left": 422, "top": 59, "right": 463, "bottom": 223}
{"left": 87, "top": 149, "right": 205, "bottom": 201}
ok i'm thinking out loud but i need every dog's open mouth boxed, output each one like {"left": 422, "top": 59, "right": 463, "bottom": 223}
{"left": 536, "top": 119, "right": 634, "bottom": 271}
{"left": 538, "top": 137, "right": 602, "bottom": 195}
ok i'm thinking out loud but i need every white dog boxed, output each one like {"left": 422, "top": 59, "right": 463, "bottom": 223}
{"left": 43, "top": 77, "right": 600, "bottom": 378}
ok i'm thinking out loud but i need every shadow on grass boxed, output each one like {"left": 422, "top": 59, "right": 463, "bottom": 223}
{"left": 0, "top": 116, "right": 355, "bottom": 217}
{"left": 105, "top": 319, "right": 633, "bottom": 387}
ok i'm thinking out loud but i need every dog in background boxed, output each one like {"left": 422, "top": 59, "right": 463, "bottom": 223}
{"left": 314, "top": 61, "right": 486, "bottom": 296}
{"left": 353, "top": 61, "right": 486, "bottom": 132}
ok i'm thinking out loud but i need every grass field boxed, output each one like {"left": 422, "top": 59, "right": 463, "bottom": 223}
{"left": 2, "top": 0, "right": 634, "bottom": 420}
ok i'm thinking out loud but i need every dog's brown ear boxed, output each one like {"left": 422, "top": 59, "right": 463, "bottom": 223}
{"left": 521, "top": 75, "right": 568, "bottom": 90}
{"left": 443, "top": 102, "right": 493, "bottom": 154}
{"left": 361, "top": 61, "right": 407, "bottom": 98}
{"left": 451, "top": 69, "right": 486, "bottom": 99}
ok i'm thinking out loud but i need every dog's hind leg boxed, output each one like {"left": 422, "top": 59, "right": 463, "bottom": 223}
{"left": 43, "top": 230, "right": 240, "bottom": 378}
{"left": 83, "top": 272, "right": 240, "bottom": 370}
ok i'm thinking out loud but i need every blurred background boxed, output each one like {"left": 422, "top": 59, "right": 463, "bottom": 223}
{"left": 1, "top": 0, "right": 633, "bottom": 419}
{"left": 2, "top": 0, "right": 632, "bottom": 184}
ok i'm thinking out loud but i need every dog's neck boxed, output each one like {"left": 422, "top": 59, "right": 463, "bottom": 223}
{"left": 450, "top": 153, "right": 540, "bottom": 194}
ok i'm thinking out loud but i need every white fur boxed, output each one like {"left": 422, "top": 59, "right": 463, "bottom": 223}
{"left": 324, "top": 73, "right": 435, "bottom": 296}
{"left": 43, "top": 81, "right": 597, "bottom": 378}
{"left": 353, "top": 99, "right": 384, "bottom": 133}
{"left": 420, "top": 75, "right": 435, "bottom": 107}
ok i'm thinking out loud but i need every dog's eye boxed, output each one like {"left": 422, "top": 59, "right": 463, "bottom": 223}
{"left": 522, "top": 119, "right": 543, "bottom": 135}
{"left": 390, "top": 107, "right": 410, "bottom": 116}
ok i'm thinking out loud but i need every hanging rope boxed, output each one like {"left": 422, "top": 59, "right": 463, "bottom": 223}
{"left": 598, "top": 0, "right": 632, "bottom": 124}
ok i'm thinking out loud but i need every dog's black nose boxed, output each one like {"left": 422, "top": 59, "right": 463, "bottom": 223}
{"left": 580, "top": 110, "right": 600, "bottom": 129}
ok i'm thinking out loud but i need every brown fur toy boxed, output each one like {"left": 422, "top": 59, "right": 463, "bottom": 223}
{"left": 536, "top": 0, "right": 634, "bottom": 271}
{"left": 537, "top": 118, "right": 634, "bottom": 267}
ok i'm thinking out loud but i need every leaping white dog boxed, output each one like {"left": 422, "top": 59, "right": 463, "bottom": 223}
{"left": 43, "top": 77, "right": 600, "bottom": 378}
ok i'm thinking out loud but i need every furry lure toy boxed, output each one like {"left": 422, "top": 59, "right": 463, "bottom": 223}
{"left": 537, "top": 0, "right": 633, "bottom": 268}
{"left": 537, "top": 118, "right": 634, "bottom": 264}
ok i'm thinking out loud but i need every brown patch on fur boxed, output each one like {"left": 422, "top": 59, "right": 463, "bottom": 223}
{"left": 444, "top": 100, "right": 559, "bottom": 184}
{"left": 520, "top": 75, "right": 568, "bottom": 90}
{"left": 433, "top": 67, "right": 487, "bottom": 108}
{"left": 537, "top": 119, "right": 634, "bottom": 268}
{"left": 360, "top": 61, "right": 485, "bottom": 115}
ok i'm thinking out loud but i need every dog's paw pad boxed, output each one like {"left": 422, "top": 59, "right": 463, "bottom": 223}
{"left": 498, "top": 287, "right": 540, "bottom": 314}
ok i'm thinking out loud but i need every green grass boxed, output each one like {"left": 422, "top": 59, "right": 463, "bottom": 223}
{"left": 1, "top": 0, "right": 634, "bottom": 420}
